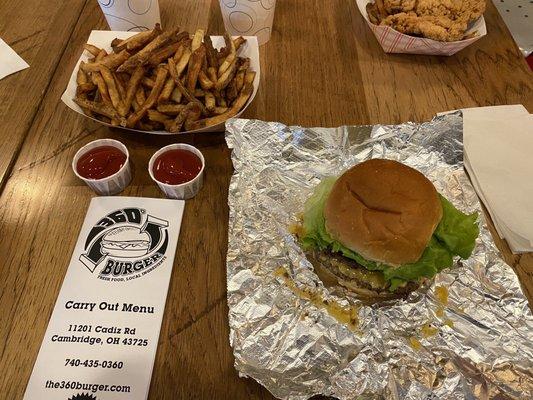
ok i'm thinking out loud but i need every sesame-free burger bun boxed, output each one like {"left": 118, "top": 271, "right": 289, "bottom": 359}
{"left": 324, "top": 159, "right": 442, "bottom": 266}
{"left": 101, "top": 226, "right": 150, "bottom": 258}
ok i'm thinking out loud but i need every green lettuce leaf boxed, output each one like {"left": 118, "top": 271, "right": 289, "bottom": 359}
{"left": 299, "top": 177, "right": 479, "bottom": 290}
{"left": 434, "top": 195, "right": 479, "bottom": 259}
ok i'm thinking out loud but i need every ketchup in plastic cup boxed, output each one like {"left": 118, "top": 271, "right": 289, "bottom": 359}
{"left": 76, "top": 145, "right": 127, "bottom": 180}
{"left": 149, "top": 144, "right": 205, "bottom": 200}
{"left": 72, "top": 139, "right": 132, "bottom": 195}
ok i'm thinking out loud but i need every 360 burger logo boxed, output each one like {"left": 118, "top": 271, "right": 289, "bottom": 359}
{"left": 80, "top": 208, "right": 169, "bottom": 281}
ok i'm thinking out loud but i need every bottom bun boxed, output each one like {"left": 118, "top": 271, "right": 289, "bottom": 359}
{"left": 306, "top": 250, "right": 424, "bottom": 301}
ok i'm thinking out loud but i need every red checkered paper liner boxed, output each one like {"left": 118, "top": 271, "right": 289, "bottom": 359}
{"left": 356, "top": 0, "right": 487, "bottom": 56}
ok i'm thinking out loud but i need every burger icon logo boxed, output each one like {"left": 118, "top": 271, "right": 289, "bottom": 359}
{"left": 101, "top": 226, "right": 151, "bottom": 258}
{"left": 80, "top": 208, "right": 169, "bottom": 281}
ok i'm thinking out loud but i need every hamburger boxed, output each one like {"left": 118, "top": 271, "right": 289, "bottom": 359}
{"left": 101, "top": 226, "right": 150, "bottom": 258}
{"left": 296, "top": 159, "right": 479, "bottom": 299}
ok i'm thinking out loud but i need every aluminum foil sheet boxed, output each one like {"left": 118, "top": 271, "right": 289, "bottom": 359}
{"left": 225, "top": 114, "right": 533, "bottom": 400}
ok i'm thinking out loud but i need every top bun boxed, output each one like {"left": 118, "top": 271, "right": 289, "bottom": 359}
{"left": 103, "top": 226, "right": 150, "bottom": 243}
{"left": 324, "top": 159, "right": 442, "bottom": 266}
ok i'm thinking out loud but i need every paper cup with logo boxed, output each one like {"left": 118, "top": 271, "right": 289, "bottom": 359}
{"left": 149, "top": 144, "right": 205, "bottom": 200}
{"left": 219, "top": 0, "right": 276, "bottom": 45}
{"left": 97, "top": 0, "right": 161, "bottom": 31}
{"left": 356, "top": 0, "right": 486, "bottom": 56}
{"left": 72, "top": 139, "right": 132, "bottom": 195}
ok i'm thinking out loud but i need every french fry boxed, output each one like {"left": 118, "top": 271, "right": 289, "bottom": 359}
{"left": 159, "top": 58, "right": 178, "bottom": 104}
{"left": 168, "top": 103, "right": 193, "bottom": 133}
{"left": 172, "top": 76, "right": 208, "bottom": 116}
{"left": 214, "top": 90, "right": 227, "bottom": 107}
{"left": 191, "top": 29, "right": 204, "bottom": 51}
{"left": 184, "top": 103, "right": 202, "bottom": 130}
{"left": 157, "top": 103, "right": 186, "bottom": 115}
{"left": 187, "top": 45, "right": 205, "bottom": 92}
{"left": 198, "top": 70, "right": 214, "bottom": 90}
{"left": 115, "top": 27, "right": 160, "bottom": 53}
{"left": 203, "top": 36, "right": 218, "bottom": 68}
{"left": 170, "top": 87, "right": 182, "bottom": 103}
{"left": 75, "top": 66, "right": 94, "bottom": 115}
{"left": 90, "top": 72, "right": 112, "bottom": 105}
{"left": 217, "top": 42, "right": 230, "bottom": 61}
{"left": 81, "top": 50, "right": 130, "bottom": 72}
{"left": 142, "top": 77, "right": 155, "bottom": 89}
{"left": 163, "top": 120, "right": 175, "bottom": 132}
{"left": 244, "top": 71, "right": 256, "bottom": 85}
{"left": 114, "top": 72, "right": 127, "bottom": 100}
{"left": 83, "top": 44, "right": 101, "bottom": 57}
{"left": 204, "top": 91, "right": 215, "bottom": 112}
{"left": 147, "top": 109, "right": 172, "bottom": 124}
{"left": 158, "top": 77, "right": 175, "bottom": 104}
{"left": 218, "top": 33, "right": 236, "bottom": 76}
{"left": 233, "top": 36, "right": 246, "bottom": 52}
{"left": 194, "top": 89, "right": 205, "bottom": 97}
{"left": 172, "top": 40, "right": 187, "bottom": 62}
{"left": 213, "top": 106, "right": 228, "bottom": 114}
{"left": 132, "top": 98, "right": 140, "bottom": 112}
{"left": 138, "top": 120, "right": 159, "bottom": 131}
{"left": 235, "top": 58, "right": 250, "bottom": 92}
{"left": 147, "top": 38, "right": 187, "bottom": 67}
{"left": 111, "top": 38, "right": 122, "bottom": 52}
{"left": 117, "top": 28, "right": 179, "bottom": 72}
{"left": 216, "top": 37, "right": 245, "bottom": 60}
{"left": 188, "top": 80, "right": 253, "bottom": 130}
{"left": 99, "top": 65, "right": 124, "bottom": 111}
{"left": 73, "top": 97, "right": 126, "bottom": 125}
{"left": 135, "top": 87, "right": 146, "bottom": 108}
{"left": 207, "top": 67, "right": 217, "bottom": 84}
{"left": 96, "top": 49, "right": 107, "bottom": 61}
{"left": 76, "top": 82, "right": 96, "bottom": 95}
{"left": 215, "top": 58, "right": 237, "bottom": 91}
{"left": 226, "top": 79, "right": 238, "bottom": 102}
{"left": 76, "top": 66, "right": 89, "bottom": 85}
{"left": 126, "top": 66, "right": 168, "bottom": 127}
{"left": 175, "top": 47, "right": 192, "bottom": 77}
{"left": 120, "top": 66, "right": 144, "bottom": 116}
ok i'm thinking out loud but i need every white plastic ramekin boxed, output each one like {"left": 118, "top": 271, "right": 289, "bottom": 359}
{"left": 72, "top": 138, "right": 132, "bottom": 196}
{"left": 148, "top": 143, "right": 205, "bottom": 200}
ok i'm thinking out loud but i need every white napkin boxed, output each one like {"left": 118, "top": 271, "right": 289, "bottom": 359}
{"left": 462, "top": 105, "right": 533, "bottom": 253}
{"left": 0, "top": 38, "right": 29, "bottom": 80}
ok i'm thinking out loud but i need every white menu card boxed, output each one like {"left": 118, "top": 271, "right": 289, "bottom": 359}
{"left": 24, "top": 196, "right": 184, "bottom": 400}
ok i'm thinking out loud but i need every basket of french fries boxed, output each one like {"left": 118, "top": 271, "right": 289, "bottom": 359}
{"left": 61, "top": 25, "right": 259, "bottom": 134}
{"left": 356, "top": 0, "right": 487, "bottom": 56}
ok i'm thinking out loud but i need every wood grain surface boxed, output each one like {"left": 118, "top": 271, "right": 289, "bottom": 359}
{"left": 0, "top": 0, "right": 531, "bottom": 399}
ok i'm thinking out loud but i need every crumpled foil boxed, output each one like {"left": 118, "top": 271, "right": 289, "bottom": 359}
{"left": 225, "top": 114, "right": 533, "bottom": 400}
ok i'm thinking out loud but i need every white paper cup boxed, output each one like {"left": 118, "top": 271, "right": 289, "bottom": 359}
{"left": 148, "top": 144, "right": 205, "bottom": 200}
{"left": 72, "top": 139, "right": 132, "bottom": 195}
{"left": 219, "top": 0, "right": 276, "bottom": 45}
{"left": 97, "top": 0, "right": 161, "bottom": 31}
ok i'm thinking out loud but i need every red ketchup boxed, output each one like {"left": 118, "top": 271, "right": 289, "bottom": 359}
{"left": 76, "top": 146, "right": 127, "bottom": 180}
{"left": 152, "top": 149, "right": 202, "bottom": 185}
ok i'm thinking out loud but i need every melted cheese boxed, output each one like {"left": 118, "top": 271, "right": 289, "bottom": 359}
{"left": 337, "top": 263, "right": 387, "bottom": 290}
{"left": 409, "top": 337, "right": 422, "bottom": 351}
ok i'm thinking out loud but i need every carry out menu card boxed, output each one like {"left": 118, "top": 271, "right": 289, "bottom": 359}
{"left": 24, "top": 197, "right": 184, "bottom": 400}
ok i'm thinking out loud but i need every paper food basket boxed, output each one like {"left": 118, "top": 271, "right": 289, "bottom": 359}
{"left": 356, "top": 0, "right": 487, "bottom": 56}
{"left": 62, "top": 31, "right": 260, "bottom": 135}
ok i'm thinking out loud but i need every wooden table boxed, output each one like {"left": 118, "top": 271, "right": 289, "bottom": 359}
{"left": 0, "top": 1, "right": 531, "bottom": 398}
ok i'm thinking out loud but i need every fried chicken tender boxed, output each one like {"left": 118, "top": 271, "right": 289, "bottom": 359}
{"left": 381, "top": 12, "right": 467, "bottom": 41}
{"left": 367, "top": 0, "right": 486, "bottom": 41}
{"left": 413, "top": 0, "right": 486, "bottom": 23}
